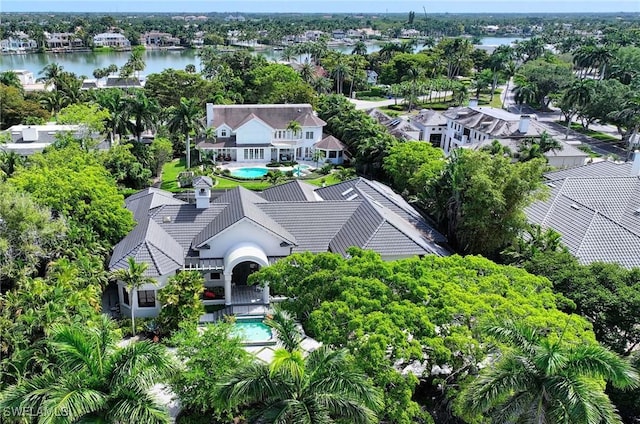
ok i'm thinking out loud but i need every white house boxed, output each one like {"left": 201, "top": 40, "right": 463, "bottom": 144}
{"left": 0, "top": 123, "right": 94, "bottom": 155}
{"left": 45, "top": 32, "right": 84, "bottom": 50}
{"left": 442, "top": 103, "right": 588, "bottom": 168}
{"left": 141, "top": 31, "right": 180, "bottom": 47}
{"left": 109, "top": 177, "right": 449, "bottom": 318}
{"left": 1, "top": 32, "right": 38, "bottom": 52}
{"left": 197, "top": 104, "right": 347, "bottom": 163}
{"left": 93, "top": 32, "right": 131, "bottom": 49}
{"left": 411, "top": 109, "right": 448, "bottom": 146}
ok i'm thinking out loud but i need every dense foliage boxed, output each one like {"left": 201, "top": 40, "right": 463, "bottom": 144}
{"left": 250, "top": 249, "right": 595, "bottom": 423}
{"left": 157, "top": 271, "right": 206, "bottom": 336}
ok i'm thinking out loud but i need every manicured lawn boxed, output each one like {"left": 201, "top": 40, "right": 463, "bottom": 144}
{"left": 160, "top": 158, "right": 187, "bottom": 192}
{"left": 305, "top": 174, "right": 341, "bottom": 187}
{"left": 214, "top": 176, "right": 271, "bottom": 191}
{"left": 568, "top": 123, "right": 620, "bottom": 142}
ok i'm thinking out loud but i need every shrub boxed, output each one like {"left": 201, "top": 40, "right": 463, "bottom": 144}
{"left": 319, "top": 164, "right": 333, "bottom": 175}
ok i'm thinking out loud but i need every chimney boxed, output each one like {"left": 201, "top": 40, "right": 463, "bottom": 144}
{"left": 468, "top": 98, "right": 479, "bottom": 108}
{"left": 205, "top": 103, "right": 214, "bottom": 128}
{"left": 518, "top": 115, "right": 531, "bottom": 134}
{"left": 194, "top": 176, "right": 213, "bottom": 209}
{"left": 632, "top": 151, "right": 640, "bottom": 176}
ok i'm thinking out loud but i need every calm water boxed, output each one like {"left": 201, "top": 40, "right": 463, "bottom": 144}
{"left": 0, "top": 37, "right": 522, "bottom": 78}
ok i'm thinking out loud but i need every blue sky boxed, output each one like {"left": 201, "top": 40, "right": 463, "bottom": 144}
{"left": 2, "top": 0, "right": 639, "bottom": 14}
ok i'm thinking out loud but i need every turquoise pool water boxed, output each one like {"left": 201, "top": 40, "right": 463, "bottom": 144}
{"left": 233, "top": 319, "right": 273, "bottom": 342}
{"left": 231, "top": 167, "right": 268, "bottom": 179}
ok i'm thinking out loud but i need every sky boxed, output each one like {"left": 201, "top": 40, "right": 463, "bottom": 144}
{"left": 1, "top": 0, "right": 639, "bottom": 14}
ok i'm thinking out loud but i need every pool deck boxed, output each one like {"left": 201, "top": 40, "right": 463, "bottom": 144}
{"left": 223, "top": 160, "right": 317, "bottom": 174}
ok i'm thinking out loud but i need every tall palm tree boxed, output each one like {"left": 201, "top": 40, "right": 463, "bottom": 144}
{"left": 39, "top": 62, "right": 64, "bottom": 88}
{"left": 401, "top": 66, "right": 423, "bottom": 111}
{"left": 110, "top": 257, "right": 155, "bottom": 337}
{"left": 459, "top": 322, "right": 639, "bottom": 424}
{"left": 95, "top": 89, "right": 132, "bottom": 145}
{"left": 562, "top": 79, "right": 596, "bottom": 139}
{"left": 167, "top": 97, "right": 204, "bottom": 169}
{"left": 0, "top": 315, "right": 175, "bottom": 424}
{"left": 298, "top": 59, "right": 315, "bottom": 84}
{"left": 501, "top": 61, "right": 518, "bottom": 110}
{"left": 126, "top": 90, "right": 160, "bottom": 143}
{"left": 217, "top": 308, "right": 382, "bottom": 424}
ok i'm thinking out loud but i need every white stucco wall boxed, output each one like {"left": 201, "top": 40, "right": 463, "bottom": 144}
{"left": 198, "top": 219, "right": 292, "bottom": 259}
{"left": 118, "top": 271, "right": 175, "bottom": 319}
{"left": 235, "top": 119, "right": 273, "bottom": 144}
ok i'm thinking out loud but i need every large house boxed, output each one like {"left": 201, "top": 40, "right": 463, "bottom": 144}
{"left": 93, "top": 33, "right": 131, "bottom": 49}
{"left": 141, "top": 31, "right": 180, "bottom": 47}
{"left": 197, "top": 104, "right": 347, "bottom": 163}
{"left": 441, "top": 103, "right": 588, "bottom": 169}
{"left": 45, "top": 32, "right": 84, "bottom": 50}
{"left": 526, "top": 159, "right": 640, "bottom": 269}
{"left": 109, "top": 177, "right": 449, "bottom": 318}
{"left": 1, "top": 32, "right": 38, "bottom": 53}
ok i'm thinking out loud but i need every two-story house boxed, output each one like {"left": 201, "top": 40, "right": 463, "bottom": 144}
{"left": 197, "top": 104, "right": 346, "bottom": 163}
{"left": 93, "top": 32, "right": 131, "bottom": 49}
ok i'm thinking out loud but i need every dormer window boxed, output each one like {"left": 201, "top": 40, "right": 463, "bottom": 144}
{"left": 220, "top": 129, "right": 227, "bottom": 137}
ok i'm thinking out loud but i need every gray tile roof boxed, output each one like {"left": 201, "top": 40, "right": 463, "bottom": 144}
{"left": 413, "top": 109, "right": 447, "bottom": 127}
{"left": 261, "top": 180, "right": 319, "bottom": 202}
{"left": 110, "top": 179, "right": 450, "bottom": 277}
{"left": 209, "top": 104, "right": 326, "bottom": 130}
{"left": 443, "top": 107, "right": 547, "bottom": 138}
{"left": 193, "top": 176, "right": 213, "bottom": 187}
{"left": 193, "top": 187, "right": 297, "bottom": 247}
{"left": 526, "top": 163, "right": 640, "bottom": 269}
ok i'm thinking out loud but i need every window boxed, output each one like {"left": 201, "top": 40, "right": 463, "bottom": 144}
{"left": 305, "top": 131, "right": 314, "bottom": 140}
{"left": 328, "top": 151, "right": 337, "bottom": 158}
{"left": 122, "top": 286, "right": 129, "bottom": 305}
{"left": 243, "top": 148, "right": 264, "bottom": 160}
{"left": 220, "top": 129, "right": 227, "bottom": 137}
{"left": 211, "top": 272, "right": 221, "bottom": 280}
{"left": 137, "top": 290, "right": 156, "bottom": 308}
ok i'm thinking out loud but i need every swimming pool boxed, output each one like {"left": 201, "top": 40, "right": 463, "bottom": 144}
{"left": 232, "top": 318, "right": 273, "bottom": 342}
{"left": 230, "top": 167, "right": 268, "bottom": 179}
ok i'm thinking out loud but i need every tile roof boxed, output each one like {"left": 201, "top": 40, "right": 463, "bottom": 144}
{"left": 443, "top": 107, "right": 547, "bottom": 138}
{"left": 110, "top": 178, "right": 450, "bottom": 276}
{"left": 412, "top": 109, "right": 447, "bottom": 127}
{"left": 261, "top": 180, "right": 319, "bottom": 202}
{"left": 314, "top": 135, "right": 347, "bottom": 150}
{"left": 209, "top": 104, "right": 326, "bottom": 130}
{"left": 526, "top": 162, "right": 640, "bottom": 269}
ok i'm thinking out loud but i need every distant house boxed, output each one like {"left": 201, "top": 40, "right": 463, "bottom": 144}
{"left": 366, "top": 109, "right": 420, "bottom": 141}
{"left": 400, "top": 29, "right": 421, "bottom": 38}
{"left": 141, "top": 31, "right": 180, "bottom": 47}
{"left": 411, "top": 109, "right": 448, "bottom": 146}
{"left": 442, "top": 103, "right": 587, "bottom": 169}
{"left": 224, "top": 15, "right": 246, "bottom": 22}
{"left": 526, "top": 160, "right": 640, "bottom": 269}
{"left": 109, "top": 177, "right": 449, "bottom": 318}
{"left": 332, "top": 30, "right": 346, "bottom": 40}
{"left": 93, "top": 32, "right": 131, "bottom": 49}
{"left": 366, "top": 70, "right": 378, "bottom": 85}
{"left": 0, "top": 124, "right": 92, "bottom": 155}
{"left": 11, "top": 70, "right": 36, "bottom": 85}
{"left": 104, "top": 76, "right": 142, "bottom": 88}
{"left": 197, "top": 103, "right": 347, "bottom": 163}
{"left": 1, "top": 32, "right": 38, "bottom": 53}
{"left": 45, "top": 32, "right": 84, "bottom": 50}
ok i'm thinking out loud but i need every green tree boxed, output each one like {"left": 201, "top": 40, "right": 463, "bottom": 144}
{"left": 0, "top": 84, "right": 50, "bottom": 129}
{"left": 149, "top": 137, "right": 174, "bottom": 177}
{"left": 95, "top": 88, "right": 132, "bottom": 145}
{"left": 10, "top": 147, "right": 134, "bottom": 246}
{"left": 560, "top": 79, "right": 596, "bottom": 139}
{"left": 217, "top": 344, "right": 382, "bottom": 424}
{"left": 100, "top": 143, "right": 151, "bottom": 189}
{"left": 56, "top": 103, "right": 110, "bottom": 149}
{"left": 157, "top": 271, "right": 205, "bottom": 336}
{"left": 110, "top": 257, "right": 156, "bottom": 337}
{"left": 126, "top": 90, "right": 160, "bottom": 143}
{"left": 424, "top": 149, "right": 547, "bottom": 257}
{"left": 458, "top": 322, "right": 639, "bottom": 424}
{"left": 0, "top": 71, "right": 22, "bottom": 90}
{"left": 166, "top": 97, "right": 203, "bottom": 169}
{"left": 170, "top": 322, "right": 250, "bottom": 420}
{"left": 0, "top": 315, "right": 176, "bottom": 424}
{"left": 383, "top": 141, "right": 444, "bottom": 193}
{"left": 517, "top": 58, "right": 575, "bottom": 110}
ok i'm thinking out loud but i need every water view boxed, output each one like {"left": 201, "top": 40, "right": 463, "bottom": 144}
{"left": 0, "top": 37, "right": 523, "bottom": 77}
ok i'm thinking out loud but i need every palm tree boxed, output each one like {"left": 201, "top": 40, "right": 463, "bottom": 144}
{"left": 286, "top": 120, "right": 302, "bottom": 138}
{"left": 501, "top": 61, "right": 517, "bottom": 110}
{"left": 298, "top": 59, "right": 315, "bottom": 84}
{"left": 95, "top": 89, "right": 132, "bottom": 145}
{"left": 401, "top": 66, "right": 423, "bottom": 111}
{"left": 39, "top": 62, "right": 64, "bottom": 88}
{"left": 459, "top": 322, "right": 639, "bottom": 424}
{"left": 352, "top": 40, "right": 367, "bottom": 56}
{"left": 110, "top": 257, "right": 155, "bottom": 337}
{"left": 217, "top": 311, "right": 382, "bottom": 423}
{"left": 0, "top": 71, "right": 22, "bottom": 90}
{"left": 167, "top": 97, "right": 203, "bottom": 169}
{"left": 0, "top": 315, "right": 175, "bottom": 424}
{"left": 513, "top": 81, "right": 536, "bottom": 113}
{"left": 126, "top": 90, "right": 160, "bottom": 143}
{"left": 562, "top": 79, "right": 596, "bottom": 139}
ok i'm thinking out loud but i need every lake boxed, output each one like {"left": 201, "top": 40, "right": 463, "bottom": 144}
{"left": 0, "top": 37, "right": 523, "bottom": 78}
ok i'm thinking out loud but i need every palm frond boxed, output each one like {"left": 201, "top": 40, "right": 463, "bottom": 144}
{"left": 107, "top": 392, "right": 170, "bottom": 424}
{"left": 567, "top": 345, "right": 640, "bottom": 390}
{"left": 316, "top": 393, "right": 379, "bottom": 424}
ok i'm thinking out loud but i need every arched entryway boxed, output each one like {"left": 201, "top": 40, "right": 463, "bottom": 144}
{"left": 231, "top": 261, "right": 261, "bottom": 286}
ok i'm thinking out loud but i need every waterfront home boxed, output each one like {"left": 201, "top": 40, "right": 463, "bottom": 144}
{"left": 1, "top": 32, "right": 38, "bottom": 53}
{"left": 526, "top": 159, "right": 640, "bottom": 269}
{"left": 141, "top": 31, "right": 180, "bottom": 47}
{"left": 197, "top": 103, "right": 347, "bottom": 163}
{"left": 45, "top": 32, "right": 84, "bottom": 50}
{"left": 93, "top": 32, "right": 131, "bottom": 49}
{"left": 109, "top": 177, "right": 449, "bottom": 318}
